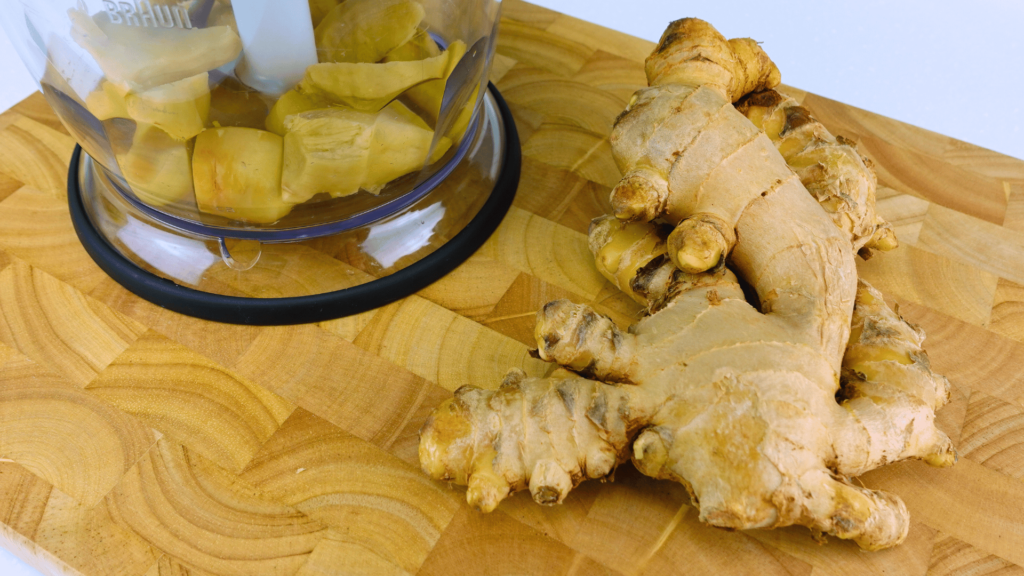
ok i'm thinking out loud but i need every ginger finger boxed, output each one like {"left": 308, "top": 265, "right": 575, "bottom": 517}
{"left": 644, "top": 20, "right": 780, "bottom": 103}
{"left": 737, "top": 89, "right": 896, "bottom": 255}
{"left": 534, "top": 300, "right": 639, "bottom": 383}
{"left": 609, "top": 168, "right": 669, "bottom": 222}
{"left": 808, "top": 477, "right": 910, "bottom": 551}
{"left": 589, "top": 216, "right": 669, "bottom": 304}
{"left": 832, "top": 281, "right": 957, "bottom": 475}
{"left": 666, "top": 214, "right": 734, "bottom": 274}
{"left": 419, "top": 376, "right": 654, "bottom": 511}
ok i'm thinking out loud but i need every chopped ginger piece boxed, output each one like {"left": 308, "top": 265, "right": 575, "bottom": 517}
{"left": 193, "top": 127, "right": 294, "bottom": 224}
{"left": 364, "top": 104, "right": 451, "bottom": 193}
{"left": 69, "top": 8, "right": 241, "bottom": 92}
{"left": 385, "top": 37, "right": 468, "bottom": 125}
{"left": 281, "top": 101, "right": 449, "bottom": 202}
{"left": 85, "top": 80, "right": 129, "bottom": 121}
{"left": 314, "top": 0, "right": 424, "bottom": 64}
{"left": 281, "top": 108, "right": 377, "bottom": 203}
{"left": 383, "top": 29, "right": 441, "bottom": 62}
{"left": 118, "top": 123, "right": 195, "bottom": 207}
{"left": 298, "top": 49, "right": 450, "bottom": 112}
{"left": 209, "top": 76, "right": 269, "bottom": 130}
{"left": 266, "top": 90, "right": 330, "bottom": 136}
{"left": 308, "top": 0, "right": 342, "bottom": 28}
{"left": 126, "top": 73, "right": 211, "bottom": 141}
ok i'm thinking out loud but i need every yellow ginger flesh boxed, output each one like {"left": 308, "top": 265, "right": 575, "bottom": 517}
{"left": 418, "top": 18, "right": 955, "bottom": 551}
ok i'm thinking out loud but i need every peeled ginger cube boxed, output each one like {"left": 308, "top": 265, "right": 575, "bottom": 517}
{"left": 119, "top": 124, "right": 195, "bottom": 207}
{"left": 315, "top": 0, "right": 424, "bottom": 64}
{"left": 266, "top": 90, "right": 331, "bottom": 136}
{"left": 281, "top": 108, "right": 378, "bottom": 203}
{"left": 126, "top": 73, "right": 211, "bottom": 141}
{"left": 364, "top": 104, "right": 452, "bottom": 194}
{"left": 299, "top": 49, "right": 450, "bottom": 113}
{"left": 209, "top": 77, "right": 270, "bottom": 130}
{"left": 281, "top": 102, "right": 450, "bottom": 202}
{"left": 193, "top": 127, "right": 294, "bottom": 224}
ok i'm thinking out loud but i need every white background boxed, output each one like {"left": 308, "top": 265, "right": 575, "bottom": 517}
{"left": 2, "top": 1, "right": 1022, "bottom": 159}
{"left": 0, "top": 1, "right": 1021, "bottom": 573}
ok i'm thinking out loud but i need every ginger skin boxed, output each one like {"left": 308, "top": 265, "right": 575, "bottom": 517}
{"left": 419, "top": 18, "right": 955, "bottom": 551}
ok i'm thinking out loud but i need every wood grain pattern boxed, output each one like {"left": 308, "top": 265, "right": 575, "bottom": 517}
{"left": 570, "top": 468, "right": 812, "bottom": 576}
{"left": 928, "top": 534, "right": 1024, "bottom": 576}
{"left": 88, "top": 278, "right": 262, "bottom": 369}
{"left": 858, "top": 135, "right": 1008, "bottom": 225}
{"left": 0, "top": 172, "right": 22, "bottom": 204}
{"left": 414, "top": 255, "right": 521, "bottom": 320}
{"left": 7, "top": 93, "right": 71, "bottom": 136}
{"left": 990, "top": 279, "right": 1024, "bottom": 343}
{"left": 857, "top": 244, "right": 997, "bottom": 326}
{"left": 874, "top": 186, "right": 931, "bottom": 246}
{"left": 239, "top": 410, "right": 461, "bottom": 575}
{"left": 105, "top": 440, "right": 326, "bottom": 576}
{"left": 917, "top": 204, "right": 1024, "bottom": 285}
{"left": 959, "top": 391, "right": 1024, "bottom": 478}
{"left": 546, "top": 14, "right": 655, "bottom": 65}
{"left": 86, "top": 331, "right": 296, "bottom": 473}
{"left": 35, "top": 488, "right": 159, "bottom": 576}
{"left": 418, "top": 507, "right": 620, "bottom": 576}
{"left": 295, "top": 531, "right": 412, "bottom": 576}
{"left": 231, "top": 325, "right": 450, "bottom": 454}
{"left": 571, "top": 51, "right": 647, "bottom": 102}
{"left": 0, "top": 354, "right": 157, "bottom": 508}
{"left": 479, "top": 206, "right": 610, "bottom": 299}
{"left": 1, "top": 2, "right": 1023, "bottom": 574}
{"left": 500, "top": 66, "right": 627, "bottom": 136}
{"left": 1002, "top": 182, "right": 1024, "bottom": 231}
{"left": 942, "top": 141, "right": 1024, "bottom": 183}
{"left": 0, "top": 186, "right": 111, "bottom": 294}
{"left": 351, "top": 295, "right": 551, "bottom": 391}
{"left": 0, "top": 117, "right": 75, "bottom": 199}
{"left": 496, "top": 19, "right": 594, "bottom": 77}
{"left": 0, "top": 110, "right": 22, "bottom": 133}
{"left": 0, "top": 260, "right": 147, "bottom": 387}
{"left": 863, "top": 459, "right": 1024, "bottom": 568}
{"left": 522, "top": 123, "right": 620, "bottom": 188}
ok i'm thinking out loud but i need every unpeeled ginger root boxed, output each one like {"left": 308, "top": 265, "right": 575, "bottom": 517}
{"left": 419, "top": 18, "right": 955, "bottom": 551}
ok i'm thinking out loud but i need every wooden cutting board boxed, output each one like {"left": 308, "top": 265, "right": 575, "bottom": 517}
{"left": 0, "top": 2, "right": 1023, "bottom": 574}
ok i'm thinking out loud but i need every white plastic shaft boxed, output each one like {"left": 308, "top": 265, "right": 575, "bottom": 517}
{"left": 232, "top": 0, "right": 318, "bottom": 95}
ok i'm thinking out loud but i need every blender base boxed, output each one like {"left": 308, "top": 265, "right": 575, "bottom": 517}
{"left": 66, "top": 84, "right": 521, "bottom": 326}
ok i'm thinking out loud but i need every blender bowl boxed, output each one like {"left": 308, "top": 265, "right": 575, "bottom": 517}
{"left": 0, "top": 0, "right": 518, "bottom": 324}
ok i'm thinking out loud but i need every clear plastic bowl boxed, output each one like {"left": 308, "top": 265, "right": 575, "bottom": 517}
{"left": 0, "top": 0, "right": 515, "bottom": 321}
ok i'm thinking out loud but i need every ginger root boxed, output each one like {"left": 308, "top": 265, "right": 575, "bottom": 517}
{"left": 419, "top": 18, "right": 955, "bottom": 551}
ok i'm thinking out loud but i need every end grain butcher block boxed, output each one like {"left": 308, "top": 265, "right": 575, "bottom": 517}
{"left": 0, "top": 2, "right": 1023, "bottom": 574}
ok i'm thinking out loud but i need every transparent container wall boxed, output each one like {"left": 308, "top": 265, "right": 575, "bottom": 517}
{"left": 0, "top": 0, "right": 502, "bottom": 233}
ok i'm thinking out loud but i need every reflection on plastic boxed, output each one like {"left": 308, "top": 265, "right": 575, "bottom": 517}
{"left": 362, "top": 202, "right": 446, "bottom": 269}
{"left": 116, "top": 215, "right": 217, "bottom": 285}
{"left": 218, "top": 237, "right": 262, "bottom": 271}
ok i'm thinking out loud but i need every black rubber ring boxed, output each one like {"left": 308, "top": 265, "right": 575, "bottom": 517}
{"left": 67, "top": 83, "right": 521, "bottom": 326}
